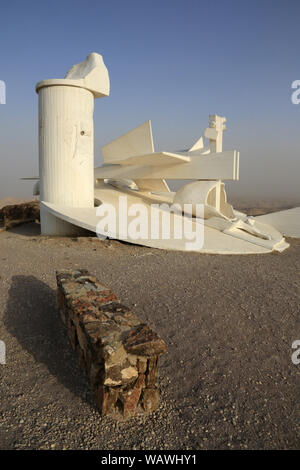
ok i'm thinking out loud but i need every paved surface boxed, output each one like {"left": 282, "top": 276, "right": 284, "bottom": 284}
{"left": 0, "top": 223, "right": 299, "bottom": 450}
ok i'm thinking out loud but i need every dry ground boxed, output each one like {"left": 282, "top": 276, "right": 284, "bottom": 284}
{"left": 0, "top": 222, "right": 299, "bottom": 450}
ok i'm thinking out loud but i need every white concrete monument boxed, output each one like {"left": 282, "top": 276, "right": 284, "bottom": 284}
{"left": 28, "top": 52, "right": 299, "bottom": 253}
{"left": 36, "top": 52, "right": 109, "bottom": 235}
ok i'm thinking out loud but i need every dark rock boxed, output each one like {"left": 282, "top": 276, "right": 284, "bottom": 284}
{"left": 146, "top": 356, "right": 158, "bottom": 387}
{"left": 95, "top": 386, "right": 119, "bottom": 417}
{"left": 137, "top": 357, "right": 148, "bottom": 373}
{"left": 121, "top": 374, "right": 145, "bottom": 418}
{"left": 2, "top": 201, "right": 40, "bottom": 229}
{"left": 122, "top": 324, "right": 166, "bottom": 356}
{"left": 141, "top": 388, "right": 160, "bottom": 413}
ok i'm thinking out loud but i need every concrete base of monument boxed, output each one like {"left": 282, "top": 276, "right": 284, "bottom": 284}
{"left": 256, "top": 207, "right": 300, "bottom": 239}
{"left": 41, "top": 182, "right": 289, "bottom": 255}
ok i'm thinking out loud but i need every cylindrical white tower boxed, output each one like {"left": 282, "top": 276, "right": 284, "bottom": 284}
{"left": 36, "top": 53, "right": 110, "bottom": 235}
{"left": 37, "top": 84, "right": 94, "bottom": 235}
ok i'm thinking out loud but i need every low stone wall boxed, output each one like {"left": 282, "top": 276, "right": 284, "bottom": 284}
{"left": 1, "top": 201, "right": 40, "bottom": 229}
{"left": 56, "top": 269, "right": 166, "bottom": 418}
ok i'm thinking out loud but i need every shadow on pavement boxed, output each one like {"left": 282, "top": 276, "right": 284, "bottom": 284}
{"left": 4, "top": 275, "right": 95, "bottom": 407}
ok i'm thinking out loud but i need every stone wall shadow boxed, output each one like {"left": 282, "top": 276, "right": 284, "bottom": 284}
{"left": 4, "top": 275, "right": 94, "bottom": 407}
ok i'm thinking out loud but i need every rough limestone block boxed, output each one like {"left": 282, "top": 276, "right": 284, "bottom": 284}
{"left": 2, "top": 201, "right": 40, "bottom": 229}
{"left": 56, "top": 269, "right": 166, "bottom": 418}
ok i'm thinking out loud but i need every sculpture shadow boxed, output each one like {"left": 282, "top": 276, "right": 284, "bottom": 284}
{"left": 4, "top": 275, "right": 94, "bottom": 407}
{"left": 6, "top": 222, "right": 41, "bottom": 237}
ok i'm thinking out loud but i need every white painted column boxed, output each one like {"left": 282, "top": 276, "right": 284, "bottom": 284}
{"left": 37, "top": 84, "right": 94, "bottom": 235}
{"left": 36, "top": 53, "right": 110, "bottom": 235}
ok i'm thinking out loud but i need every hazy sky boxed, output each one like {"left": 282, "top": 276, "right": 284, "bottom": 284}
{"left": 0, "top": 0, "right": 299, "bottom": 203}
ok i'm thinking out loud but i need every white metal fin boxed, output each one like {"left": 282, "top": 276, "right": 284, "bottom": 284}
{"left": 110, "top": 151, "right": 190, "bottom": 166}
{"left": 189, "top": 136, "right": 204, "bottom": 152}
{"left": 102, "top": 120, "right": 154, "bottom": 163}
